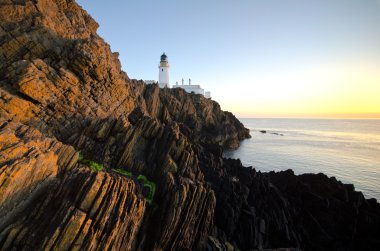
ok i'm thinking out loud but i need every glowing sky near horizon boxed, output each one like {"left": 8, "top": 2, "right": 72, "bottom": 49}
{"left": 77, "top": 0, "right": 380, "bottom": 118}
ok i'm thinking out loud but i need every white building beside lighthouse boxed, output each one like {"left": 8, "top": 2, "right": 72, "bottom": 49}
{"left": 158, "top": 53, "right": 170, "bottom": 88}
{"left": 173, "top": 78, "right": 206, "bottom": 95}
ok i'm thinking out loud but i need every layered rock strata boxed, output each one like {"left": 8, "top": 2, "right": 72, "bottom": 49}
{"left": 0, "top": 120, "right": 145, "bottom": 250}
{"left": 0, "top": 0, "right": 230, "bottom": 249}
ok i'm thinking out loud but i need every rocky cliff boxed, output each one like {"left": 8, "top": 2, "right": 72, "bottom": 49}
{"left": 0, "top": 0, "right": 243, "bottom": 249}
{"left": 0, "top": 0, "right": 379, "bottom": 250}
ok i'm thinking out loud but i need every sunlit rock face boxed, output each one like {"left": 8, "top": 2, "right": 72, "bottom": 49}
{"left": 0, "top": 0, "right": 246, "bottom": 250}
{"left": 0, "top": 119, "right": 146, "bottom": 250}
{"left": 1, "top": 1, "right": 379, "bottom": 251}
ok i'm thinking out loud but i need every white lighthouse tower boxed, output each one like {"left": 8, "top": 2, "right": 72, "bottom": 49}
{"left": 158, "top": 53, "right": 170, "bottom": 88}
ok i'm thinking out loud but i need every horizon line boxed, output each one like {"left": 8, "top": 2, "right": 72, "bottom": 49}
{"left": 236, "top": 113, "right": 380, "bottom": 119}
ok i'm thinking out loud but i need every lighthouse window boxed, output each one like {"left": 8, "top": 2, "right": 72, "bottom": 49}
{"left": 162, "top": 69, "right": 163, "bottom": 71}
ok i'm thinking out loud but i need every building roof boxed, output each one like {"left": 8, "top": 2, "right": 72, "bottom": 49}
{"left": 173, "top": 84, "right": 201, "bottom": 88}
{"left": 160, "top": 53, "right": 168, "bottom": 62}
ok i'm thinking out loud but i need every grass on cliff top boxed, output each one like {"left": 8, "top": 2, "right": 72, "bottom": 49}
{"left": 112, "top": 168, "right": 156, "bottom": 205}
{"left": 78, "top": 152, "right": 103, "bottom": 172}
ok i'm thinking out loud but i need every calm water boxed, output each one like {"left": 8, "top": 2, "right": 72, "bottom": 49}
{"left": 224, "top": 118, "right": 380, "bottom": 200}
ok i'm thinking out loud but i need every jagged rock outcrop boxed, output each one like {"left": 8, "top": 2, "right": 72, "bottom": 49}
{"left": 198, "top": 148, "right": 380, "bottom": 251}
{"left": 1, "top": 1, "right": 380, "bottom": 251}
{"left": 0, "top": 0, "right": 248, "bottom": 151}
{"left": 141, "top": 85, "right": 250, "bottom": 149}
{"left": 0, "top": 0, "right": 230, "bottom": 249}
{"left": 0, "top": 120, "right": 146, "bottom": 250}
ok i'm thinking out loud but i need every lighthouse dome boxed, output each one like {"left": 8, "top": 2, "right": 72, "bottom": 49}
{"left": 160, "top": 53, "right": 168, "bottom": 62}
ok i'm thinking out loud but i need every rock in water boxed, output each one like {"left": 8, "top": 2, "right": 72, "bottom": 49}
{"left": 0, "top": 1, "right": 379, "bottom": 251}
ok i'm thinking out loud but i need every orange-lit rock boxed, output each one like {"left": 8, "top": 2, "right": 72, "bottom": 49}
{"left": 3, "top": 1, "right": 377, "bottom": 251}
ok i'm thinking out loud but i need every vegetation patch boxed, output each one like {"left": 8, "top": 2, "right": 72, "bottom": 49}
{"left": 78, "top": 152, "right": 103, "bottom": 172}
{"left": 112, "top": 168, "right": 132, "bottom": 177}
{"left": 112, "top": 168, "right": 156, "bottom": 205}
{"left": 77, "top": 155, "right": 156, "bottom": 205}
{"left": 137, "top": 174, "right": 156, "bottom": 205}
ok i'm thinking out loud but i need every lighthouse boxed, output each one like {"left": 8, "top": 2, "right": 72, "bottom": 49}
{"left": 144, "top": 53, "right": 211, "bottom": 98}
{"left": 158, "top": 53, "right": 170, "bottom": 88}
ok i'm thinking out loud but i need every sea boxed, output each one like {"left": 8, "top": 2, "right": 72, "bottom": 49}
{"left": 224, "top": 118, "right": 380, "bottom": 201}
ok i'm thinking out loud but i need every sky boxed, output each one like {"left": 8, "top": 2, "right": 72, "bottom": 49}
{"left": 76, "top": 0, "right": 380, "bottom": 118}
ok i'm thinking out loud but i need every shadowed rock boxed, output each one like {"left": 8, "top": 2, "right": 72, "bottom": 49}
{"left": 0, "top": 1, "right": 379, "bottom": 251}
